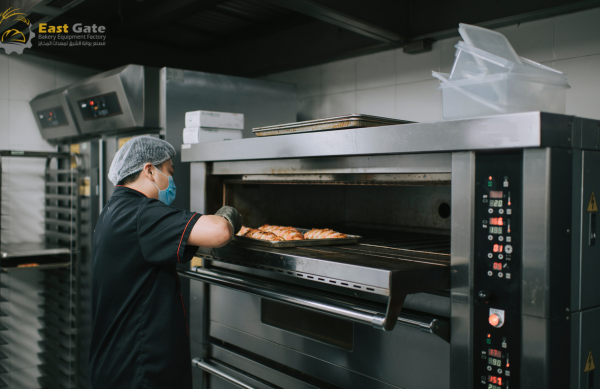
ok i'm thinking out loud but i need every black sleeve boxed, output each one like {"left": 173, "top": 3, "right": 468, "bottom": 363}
{"left": 137, "top": 199, "right": 202, "bottom": 264}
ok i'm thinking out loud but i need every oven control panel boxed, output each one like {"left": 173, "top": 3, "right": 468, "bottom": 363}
{"left": 473, "top": 152, "right": 522, "bottom": 389}
{"left": 77, "top": 92, "right": 122, "bottom": 120}
{"left": 37, "top": 106, "right": 69, "bottom": 128}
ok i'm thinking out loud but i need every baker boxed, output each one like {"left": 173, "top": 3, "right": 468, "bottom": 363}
{"left": 89, "top": 137, "right": 242, "bottom": 388}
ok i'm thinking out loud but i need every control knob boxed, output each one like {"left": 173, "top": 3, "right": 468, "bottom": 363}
{"left": 505, "top": 245, "right": 513, "bottom": 254}
{"left": 478, "top": 290, "right": 490, "bottom": 304}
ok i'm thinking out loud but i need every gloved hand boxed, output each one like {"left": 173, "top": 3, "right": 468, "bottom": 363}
{"left": 215, "top": 206, "right": 243, "bottom": 235}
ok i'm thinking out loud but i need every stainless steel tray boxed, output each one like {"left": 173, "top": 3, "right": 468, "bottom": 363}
{"left": 232, "top": 228, "right": 361, "bottom": 248}
{"left": 252, "top": 114, "right": 412, "bottom": 137}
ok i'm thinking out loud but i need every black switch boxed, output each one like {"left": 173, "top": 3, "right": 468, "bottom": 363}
{"left": 478, "top": 290, "right": 490, "bottom": 304}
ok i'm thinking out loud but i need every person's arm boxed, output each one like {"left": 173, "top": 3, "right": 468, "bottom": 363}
{"left": 188, "top": 215, "right": 233, "bottom": 248}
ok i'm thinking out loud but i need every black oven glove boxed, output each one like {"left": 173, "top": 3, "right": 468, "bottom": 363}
{"left": 215, "top": 206, "right": 243, "bottom": 235}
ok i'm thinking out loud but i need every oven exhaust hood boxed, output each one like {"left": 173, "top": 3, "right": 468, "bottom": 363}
{"left": 66, "top": 64, "right": 159, "bottom": 136}
{"left": 30, "top": 65, "right": 160, "bottom": 140}
{"left": 30, "top": 85, "right": 80, "bottom": 141}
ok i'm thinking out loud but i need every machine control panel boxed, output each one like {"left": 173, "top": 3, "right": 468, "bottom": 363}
{"left": 474, "top": 152, "right": 522, "bottom": 389}
{"left": 77, "top": 92, "right": 122, "bottom": 120}
{"left": 37, "top": 107, "right": 68, "bottom": 128}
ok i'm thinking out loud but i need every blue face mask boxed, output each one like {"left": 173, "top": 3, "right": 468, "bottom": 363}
{"left": 151, "top": 166, "right": 176, "bottom": 205}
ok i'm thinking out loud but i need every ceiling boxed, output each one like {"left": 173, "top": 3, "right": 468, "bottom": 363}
{"left": 10, "top": 0, "right": 600, "bottom": 77}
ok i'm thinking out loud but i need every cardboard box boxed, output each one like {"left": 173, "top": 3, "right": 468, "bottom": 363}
{"left": 185, "top": 110, "right": 244, "bottom": 129}
{"left": 183, "top": 127, "right": 243, "bottom": 144}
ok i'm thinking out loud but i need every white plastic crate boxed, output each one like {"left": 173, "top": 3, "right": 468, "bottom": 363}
{"left": 434, "top": 71, "right": 569, "bottom": 120}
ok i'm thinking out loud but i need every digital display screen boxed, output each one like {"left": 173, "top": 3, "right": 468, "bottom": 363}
{"left": 488, "top": 385, "right": 501, "bottom": 389}
{"left": 493, "top": 262, "right": 502, "bottom": 270}
{"left": 489, "top": 226, "right": 503, "bottom": 234}
{"left": 488, "top": 357, "right": 502, "bottom": 366}
{"left": 490, "top": 191, "right": 503, "bottom": 198}
{"left": 488, "top": 375, "right": 503, "bottom": 386}
{"left": 493, "top": 244, "right": 503, "bottom": 253}
{"left": 490, "top": 217, "right": 503, "bottom": 226}
{"left": 490, "top": 199, "right": 503, "bottom": 207}
{"left": 78, "top": 92, "right": 122, "bottom": 120}
{"left": 37, "top": 107, "right": 68, "bottom": 128}
{"left": 489, "top": 349, "right": 502, "bottom": 358}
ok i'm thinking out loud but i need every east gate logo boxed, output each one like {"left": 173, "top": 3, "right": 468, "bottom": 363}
{"left": 0, "top": 7, "right": 35, "bottom": 55}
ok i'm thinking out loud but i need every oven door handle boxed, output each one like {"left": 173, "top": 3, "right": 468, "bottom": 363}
{"left": 178, "top": 267, "right": 449, "bottom": 342}
{"left": 192, "top": 358, "right": 267, "bottom": 389}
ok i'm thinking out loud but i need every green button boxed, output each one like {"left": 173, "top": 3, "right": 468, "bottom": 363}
{"left": 486, "top": 339, "right": 492, "bottom": 344}
{"left": 488, "top": 182, "right": 493, "bottom": 187}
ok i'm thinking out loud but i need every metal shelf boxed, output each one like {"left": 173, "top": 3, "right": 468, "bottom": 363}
{"left": 40, "top": 301, "right": 76, "bottom": 322}
{"left": 38, "top": 376, "right": 72, "bottom": 389}
{"left": 39, "top": 364, "right": 76, "bottom": 389}
{"left": 39, "top": 352, "right": 76, "bottom": 376}
{"left": 40, "top": 315, "right": 77, "bottom": 333}
{"left": 45, "top": 231, "right": 75, "bottom": 242}
{"left": 39, "top": 340, "right": 76, "bottom": 362}
{"left": 45, "top": 206, "right": 76, "bottom": 214}
{"left": 0, "top": 242, "right": 70, "bottom": 259}
{"left": 0, "top": 150, "right": 70, "bottom": 158}
{"left": 1, "top": 149, "right": 80, "bottom": 389}
{"left": 45, "top": 182, "right": 77, "bottom": 187}
{"left": 42, "top": 290, "right": 72, "bottom": 306}
{"left": 1, "top": 262, "right": 70, "bottom": 273}
{"left": 40, "top": 324, "right": 76, "bottom": 341}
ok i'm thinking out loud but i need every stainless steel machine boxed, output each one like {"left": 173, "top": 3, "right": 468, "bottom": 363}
{"left": 30, "top": 65, "right": 297, "bottom": 389}
{"left": 181, "top": 111, "right": 600, "bottom": 389}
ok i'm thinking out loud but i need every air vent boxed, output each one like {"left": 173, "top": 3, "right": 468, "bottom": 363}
{"left": 47, "top": 0, "right": 78, "bottom": 8}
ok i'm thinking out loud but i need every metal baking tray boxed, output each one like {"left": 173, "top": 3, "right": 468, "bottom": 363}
{"left": 252, "top": 114, "right": 412, "bottom": 137}
{"left": 233, "top": 228, "right": 361, "bottom": 248}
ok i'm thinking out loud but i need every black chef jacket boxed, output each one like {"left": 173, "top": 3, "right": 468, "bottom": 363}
{"left": 90, "top": 186, "right": 201, "bottom": 389}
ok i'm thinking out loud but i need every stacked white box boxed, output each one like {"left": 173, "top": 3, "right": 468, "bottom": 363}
{"left": 185, "top": 110, "right": 244, "bottom": 129}
{"left": 183, "top": 110, "right": 244, "bottom": 144}
{"left": 183, "top": 127, "right": 243, "bottom": 144}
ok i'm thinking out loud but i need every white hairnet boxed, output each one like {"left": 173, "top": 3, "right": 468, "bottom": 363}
{"left": 108, "top": 137, "right": 176, "bottom": 186}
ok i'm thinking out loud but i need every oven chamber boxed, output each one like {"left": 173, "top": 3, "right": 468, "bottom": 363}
{"left": 181, "top": 112, "right": 600, "bottom": 389}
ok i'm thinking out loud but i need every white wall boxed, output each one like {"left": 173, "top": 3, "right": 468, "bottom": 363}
{"left": 0, "top": 52, "right": 97, "bottom": 388}
{"left": 263, "top": 7, "right": 600, "bottom": 123}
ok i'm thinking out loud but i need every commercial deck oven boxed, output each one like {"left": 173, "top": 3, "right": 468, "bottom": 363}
{"left": 180, "top": 111, "right": 600, "bottom": 389}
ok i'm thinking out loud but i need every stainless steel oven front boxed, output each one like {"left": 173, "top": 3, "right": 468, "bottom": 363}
{"left": 180, "top": 112, "right": 600, "bottom": 389}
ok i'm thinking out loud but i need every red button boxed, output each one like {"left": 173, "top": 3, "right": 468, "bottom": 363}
{"left": 489, "top": 313, "right": 501, "bottom": 327}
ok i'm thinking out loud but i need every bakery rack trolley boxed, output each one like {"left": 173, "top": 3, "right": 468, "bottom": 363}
{"left": 0, "top": 150, "right": 82, "bottom": 389}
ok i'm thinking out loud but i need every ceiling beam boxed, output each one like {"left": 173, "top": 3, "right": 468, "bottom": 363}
{"left": 263, "top": 0, "right": 405, "bottom": 44}
{"left": 409, "top": 0, "right": 600, "bottom": 41}
{"left": 195, "top": 13, "right": 314, "bottom": 52}
{"left": 198, "top": 20, "right": 393, "bottom": 77}
{"left": 117, "top": 0, "right": 228, "bottom": 33}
